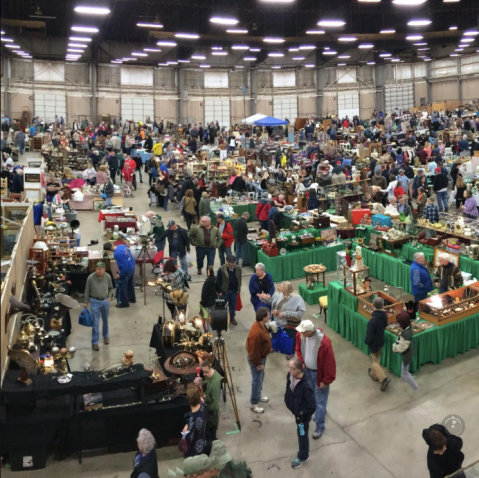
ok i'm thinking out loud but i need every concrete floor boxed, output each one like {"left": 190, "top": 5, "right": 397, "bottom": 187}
{"left": 3, "top": 151, "right": 479, "bottom": 477}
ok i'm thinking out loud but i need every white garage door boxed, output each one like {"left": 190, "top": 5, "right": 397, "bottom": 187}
{"left": 273, "top": 97, "right": 297, "bottom": 122}
{"left": 338, "top": 91, "right": 359, "bottom": 120}
{"left": 205, "top": 98, "right": 230, "bottom": 127}
{"left": 121, "top": 97, "right": 154, "bottom": 123}
{"left": 385, "top": 84, "right": 414, "bottom": 113}
{"left": 34, "top": 93, "right": 66, "bottom": 123}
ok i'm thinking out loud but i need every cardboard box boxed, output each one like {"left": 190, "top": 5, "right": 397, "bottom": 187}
{"left": 352, "top": 209, "right": 371, "bottom": 225}
{"left": 371, "top": 214, "right": 392, "bottom": 228}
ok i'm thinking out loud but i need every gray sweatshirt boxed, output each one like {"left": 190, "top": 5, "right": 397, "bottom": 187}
{"left": 262, "top": 292, "right": 306, "bottom": 328}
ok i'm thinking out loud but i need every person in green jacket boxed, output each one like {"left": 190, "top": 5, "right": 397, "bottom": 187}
{"left": 195, "top": 359, "right": 223, "bottom": 443}
{"left": 189, "top": 216, "right": 223, "bottom": 275}
{"left": 199, "top": 192, "right": 213, "bottom": 220}
{"left": 148, "top": 213, "right": 165, "bottom": 252}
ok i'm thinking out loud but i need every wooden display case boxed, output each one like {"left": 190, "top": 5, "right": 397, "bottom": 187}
{"left": 418, "top": 285, "right": 479, "bottom": 326}
{"left": 358, "top": 291, "right": 403, "bottom": 324}
{"left": 343, "top": 265, "right": 370, "bottom": 296}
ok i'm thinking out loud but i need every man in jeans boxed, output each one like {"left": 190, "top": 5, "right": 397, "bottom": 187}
{"left": 364, "top": 297, "right": 391, "bottom": 392}
{"left": 189, "top": 216, "right": 222, "bottom": 275}
{"left": 156, "top": 220, "right": 190, "bottom": 273}
{"left": 233, "top": 212, "right": 249, "bottom": 266}
{"left": 432, "top": 166, "right": 449, "bottom": 212}
{"left": 245, "top": 307, "right": 272, "bottom": 414}
{"left": 216, "top": 213, "right": 234, "bottom": 266}
{"left": 83, "top": 262, "right": 114, "bottom": 351}
{"left": 284, "top": 356, "right": 317, "bottom": 470}
{"left": 15, "top": 130, "right": 26, "bottom": 155}
{"left": 295, "top": 320, "right": 336, "bottom": 440}
{"left": 217, "top": 255, "right": 242, "bottom": 326}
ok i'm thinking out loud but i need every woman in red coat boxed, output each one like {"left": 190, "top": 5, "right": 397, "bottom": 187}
{"left": 122, "top": 160, "right": 135, "bottom": 197}
{"left": 216, "top": 213, "right": 234, "bottom": 265}
{"left": 255, "top": 192, "right": 271, "bottom": 232}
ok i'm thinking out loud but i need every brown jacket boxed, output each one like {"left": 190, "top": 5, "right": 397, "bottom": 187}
{"left": 184, "top": 196, "right": 197, "bottom": 215}
{"left": 245, "top": 321, "right": 272, "bottom": 366}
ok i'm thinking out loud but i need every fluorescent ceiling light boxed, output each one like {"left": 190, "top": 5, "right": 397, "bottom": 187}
{"left": 69, "top": 36, "right": 91, "bottom": 41}
{"left": 236, "top": 65, "right": 244, "bottom": 68}
{"left": 199, "top": 64, "right": 210, "bottom": 68}
{"left": 111, "top": 60, "right": 123, "bottom": 63}
{"left": 244, "top": 57, "right": 257, "bottom": 61}
{"left": 68, "top": 48, "right": 84, "bottom": 52}
{"left": 271, "top": 66, "right": 281, "bottom": 69}
{"left": 306, "top": 30, "right": 325, "bottom": 34}
{"left": 449, "top": 26, "right": 458, "bottom": 30}
{"left": 71, "top": 26, "right": 99, "bottom": 33}
{"left": 338, "top": 54, "right": 351, "bottom": 58}
{"left": 250, "top": 48, "right": 261, "bottom": 52}
{"left": 299, "top": 45, "right": 315, "bottom": 50}
{"left": 158, "top": 63, "right": 169, "bottom": 66}
{"left": 337, "top": 63, "right": 347, "bottom": 66}
{"left": 137, "top": 22, "right": 163, "bottom": 28}
{"left": 132, "top": 52, "right": 148, "bottom": 56}
{"left": 178, "top": 59, "right": 190, "bottom": 63}
{"left": 423, "top": 58, "right": 431, "bottom": 61}
{"left": 455, "top": 48, "right": 464, "bottom": 51}
{"left": 379, "top": 52, "right": 391, "bottom": 57}
{"left": 406, "top": 35, "right": 423, "bottom": 40}
{"left": 359, "top": 0, "right": 381, "bottom": 2}
{"left": 22, "top": 55, "right": 32, "bottom": 58}
{"left": 292, "top": 57, "right": 305, "bottom": 60}
{"left": 391, "top": 58, "right": 401, "bottom": 62}
{"left": 359, "top": 44, "right": 374, "bottom": 48}
{"left": 288, "top": 47, "right": 299, "bottom": 51}
{"left": 338, "top": 36, "right": 357, "bottom": 42}
{"left": 450, "top": 53, "right": 460, "bottom": 56}
{"left": 68, "top": 43, "right": 87, "bottom": 47}
{"left": 414, "top": 42, "right": 427, "bottom": 45}
{"left": 144, "top": 48, "right": 162, "bottom": 52}
{"left": 191, "top": 55, "right": 206, "bottom": 59}
{"left": 417, "top": 47, "right": 429, "bottom": 50}
{"left": 157, "top": 41, "right": 177, "bottom": 46}
{"left": 74, "top": 6, "right": 110, "bottom": 14}
{"left": 461, "top": 38, "right": 474, "bottom": 42}
{"left": 268, "top": 52, "right": 284, "bottom": 57}
{"left": 263, "top": 37, "right": 285, "bottom": 43}
{"left": 324, "top": 46, "right": 330, "bottom": 50}
{"left": 122, "top": 57, "right": 137, "bottom": 61}
{"left": 323, "top": 51, "right": 337, "bottom": 55}
{"left": 5, "top": 44, "right": 21, "bottom": 48}
{"left": 227, "top": 29, "right": 248, "bottom": 34}
{"left": 209, "top": 17, "right": 238, "bottom": 25}
{"left": 464, "top": 30, "right": 479, "bottom": 36}
{"left": 443, "top": 0, "right": 460, "bottom": 2}
{"left": 408, "top": 19, "right": 431, "bottom": 26}
{"left": 317, "top": 20, "right": 346, "bottom": 27}
{"left": 232, "top": 45, "right": 249, "bottom": 50}
{"left": 212, "top": 51, "right": 228, "bottom": 55}
{"left": 393, "top": 0, "right": 427, "bottom": 4}
{"left": 305, "top": 64, "right": 315, "bottom": 67}
{"left": 175, "top": 33, "right": 200, "bottom": 39}
{"left": 167, "top": 61, "right": 178, "bottom": 65}
{"left": 211, "top": 46, "right": 223, "bottom": 50}
{"left": 380, "top": 29, "right": 395, "bottom": 34}
{"left": 1, "top": 38, "right": 14, "bottom": 42}
{"left": 0, "top": 30, "right": 5, "bottom": 34}
{"left": 261, "top": 0, "right": 294, "bottom": 2}
{"left": 367, "top": 61, "right": 376, "bottom": 65}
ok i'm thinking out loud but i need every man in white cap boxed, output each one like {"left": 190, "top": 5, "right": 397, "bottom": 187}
{"left": 295, "top": 320, "right": 336, "bottom": 440}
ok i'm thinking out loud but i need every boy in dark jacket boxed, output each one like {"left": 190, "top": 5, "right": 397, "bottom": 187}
{"left": 422, "top": 424, "right": 465, "bottom": 478}
{"left": 284, "top": 356, "right": 317, "bottom": 470}
{"left": 364, "top": 297, "right": 391, "bottom": 391}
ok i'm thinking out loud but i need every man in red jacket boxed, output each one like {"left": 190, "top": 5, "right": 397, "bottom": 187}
{"left": 255, "top": 192, "right": 271, "bottom": 232}
{"left": 216, "top": 213, "right": 234, "bottom": 266}
{"left": 295, "top": 319, "right": 336, "bottom": 440}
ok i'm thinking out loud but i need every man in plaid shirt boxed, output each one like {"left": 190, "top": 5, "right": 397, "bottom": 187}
{"left": 423, "top": 197, "right": 440, "bottom": 223}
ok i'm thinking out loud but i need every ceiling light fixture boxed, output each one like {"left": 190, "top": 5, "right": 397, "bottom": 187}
{"left": 407, "top": 19, "right": 432, "bottom": 26}
{"left": 337, "top": 63, "right": 347, "bottom": 66}
{"left": 67, "top": 48, "right": 84, "bottom": 52}
{"left": 200, "top": 64, "right": 211, "bottom": 68}
{"left": 292, "top": 56, "right": 306, "bottom": 60}
{"left": 268, "top": 52, "right": 284, "bottom": 57}
{"left": 5, "top": 44, "right": 21, "bottom": 48}
{"left": 338, "top": 54, "right": 351, "bottom": 58}
{"left": 191, "top": 55, "right": 206, "bottom": 60}
{"left": 359, "top": 43, "right": 374, "bottom": 48}
{"left": 212, "top": 51, "right": 228, "bottom": 55}
{"left": 393, "top": 0, "right": 427, "bottom": 5}
{"left": 271, "top": 65, "right": 281, "bottom": 69}
{"left": 461, "top": 38, "right": 474, "bottom": 42}
{"left": 464, "top": 30, "right": 479, "bottom": 36}
{"left": 324, "top": 46, "right": 330, "bottom": 50}
{"left": 380, "top": 29, "right": 395, "bottom": 34}
{"left": 144, "top": 48, "right": 162, "bottom": 52}
{"left": 178, "top": 59, "right": 190, "bottom": 63}
{"left": 450, "top": 53, "right": 460, "bottom": 56}
{"left": 391, "top": 58, "right": 401, "bottom": 62}
{"left": 306, "top": 30, "right": 325, "bottom": 34}
{"left": 244, "top": 56, "right": 257, "bottom": 61}
{"left": 423, "top": 58, "right": 431, "bottom": 61}
{"left": 68, "top": 43, "right": 87, "bottom": 48}
{"left": 137, "top": 22, "right": 164, "bottom": 28}
{"left": 236, "top": 65, "right": 244, "bottom": 68}
{"left": 74, "top": 6, "right": 110, "bottom": 14}
{"left": 414, "top": 42, "right": 427, "bottom": 45}
{"left": 299, "top": 45, "right": 315, "bottom": 50}
{"left": 261, "top": 0, "right": 294, "bottom": 2}
{"left": 449, "top": 26, "right": 458, "bottom": 30}
{"left": 380, "top": 52, "right": 392, "bottom": 57}
{"left": 263, "top": 37, "right": 285, "bottom": 43}
{"left": 232, "top": 45, "right": 249, "bottom": 50}
{"left": 167, "top": 61, "right": 178, "bottom": 65}
{"left": 122, "top": 57, "right": 137, "bottom": 61}
{"left": 455, "top": 48, "right": 464, "bottom": 51}
{"left": 317, "top": 20, "right": 346, "bottom": 27}
{"left": 132, "top": 52, "right": 148, "bottom": 56}
{"left": 111, "top": 60, "right": 123, "bottom": 64}
{"left": 0, "top": 30, "right": 5, "bottom": 34}
{"left": 358, "top": 0, "right": 381, "bottom": 2}
{"left": 157, "top": 41, "right": 177, "bottom": 46}
{"left": 211, "top": 46, "right": 223, "bottom": 50}
{"left": 175, "top": 33, "right": 200, "bottom": 39}
{"left": 209, "top": 17, "right": 238, "bottom": 25}
{"left": 338, "top": 36, "right": 357, "bottom": 42}
{"left": 1, "top": 37, "right": 14, "bottom": 42}
{"left": 71, "top": 26, "right": 99, "bottom": 33}
{"left": 417, "top": 47, "right": 429, "bottom": 50}
{"left": 443, "top": 0, "right": 460, "bottom": 2}
{"left": 250, "top": 48, "right": 261, "bottom": 52}
{"left": 367, "top": 61, "right": 376, "bottom": 65}
{"left": 406, "top": 35, "right": 423, "bottom": 40}
{"left": 305, "top": 64, "right": 315, "bottom": 67}
{"left": 288, "top": 47, "right": 299, "bottom": 51}
{"left": 323, "top": 51, "right": 337, "bottom": 55}
{"left": 226, "top": 29, "right": 248, "bottom": 34}
{"left": 158, "top": 63, "right": 169, "bottom": 66}
{"left": 69, "top": 36, "right": 91, "bottom": 41}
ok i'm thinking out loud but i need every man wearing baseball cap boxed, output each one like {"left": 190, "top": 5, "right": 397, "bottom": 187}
{"left": 295, "top": 320, "right": 336, "bottom": 440}
{"left": 154, "top": 219, "right": 190, "bottom": 273}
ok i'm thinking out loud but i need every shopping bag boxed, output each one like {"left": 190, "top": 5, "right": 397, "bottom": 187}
{"left": 235, "top": 293, "right": 243, "bottom": 311}
{"left": 178, "top": 436, "right": 189, "bottom": 456}
{"left": 100, "top": 193, "right": 107, "bottom": 199}
{"left": 78, "top": 308, "right": 93, "bottom": 327}
{"left": 271, "top": 326, "right": 294, "bottom": 355}
{"left": 185, "top": 253, "right": 193, "bottom": 268}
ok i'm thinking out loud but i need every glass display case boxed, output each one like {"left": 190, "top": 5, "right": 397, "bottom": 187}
{"left": 358, "top": 291, "right": 403, "bottom": 324}
{"left": 343, "top": 265, "right": 369, "bottom": 296}
{"left": 336, "top": 250, "right": 356, "bottom": 283}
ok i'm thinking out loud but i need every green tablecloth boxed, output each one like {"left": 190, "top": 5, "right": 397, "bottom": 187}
{"left": 299, "top": 282, "right": 328, "bottom": 306}
{"left": 233, "top": 203, "right": 257, "bottom": 222}
{"left": 355, "top": 225, "right": 374, "bottom": 244}
{"left": 327, "top": 282, "right": 479, "bottom": 377}
{"left": 246, "top": 241, "right": 261, "bottom": 268}
{"left": 256, "top": 242, "right": 345, "bottom": 282}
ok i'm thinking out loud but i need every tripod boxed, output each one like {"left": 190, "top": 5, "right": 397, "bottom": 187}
{"left": 136, "top": 243, "right": 155, "bottom": 305}
{"left": 212, "top": 331, "right": 241, "bottom": 431}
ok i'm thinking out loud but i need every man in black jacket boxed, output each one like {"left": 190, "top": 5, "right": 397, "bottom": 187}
{"left": 422, "top": 424, "right": 465, "bottom": 478}
{"left": 134, "top": 154, "right": 144, "bottom": 183}
{"left": 284, "top": 357, "right": 317, "bottom": 470}
{"left": 364, "top": 297, "right": 391, "bottom": 391}
{"left": 156, "top": 220, "right": 190, "bottom": 273}
{"left": 231, "top": 174, "right": 246, "bottom": 195}
{"left": 433, "top": 167, "right": 449, "bottom": 212}
{"left": 233, "top": 212, "right": 249, "bottom": 266}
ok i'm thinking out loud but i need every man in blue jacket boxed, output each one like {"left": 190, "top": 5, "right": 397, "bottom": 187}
{"left": 104, "top": 241, "right": 136, "bottom": 308}
{"left": 410, "top": 252, "right": 433, "bottom": 315}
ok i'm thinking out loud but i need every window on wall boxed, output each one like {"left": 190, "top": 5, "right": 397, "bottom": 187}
{"left": 395, "top": 64, "right": 412, "bottom": 81}
{"left": 98, "top": 65, "right": 120, "bottom": 85}
{"left": 297, "top": 69, "right": 315, "bottom": 87}
{"left": 258, "top": 70, "right": 273, "bottom": 88}
{"left": 121, "top": 66, "right": 153, "bottom": 86}
{"left": 385, "top": 84, "right": 414, "bottom": 112}
{"left": 414, "top": 63, "right": 427, "bottom": 78}
{"left": 230, "top": 70, "right": 247, "bottom": 89}
{"left": 184, "top": 70, "right": 204, "bottom": 89}
{"left": 205, "top": 71, "right": 228, "bottom": 88}
{"left": 11, "top": 59, "right": 33, "bottom": 80}
{"left": 461, "top": 55, "right": 479, "bottom": 74}
{"left": 154, "top": 68, "right": 175, "bottom": 87}
{"left": 272, "top": 71, "right": 296, "bottom": 87}
{"left": 65, "top": 63, "right": 89, "bottom": 84}
{"left": 121, "top": 97, "right": 154, "bottom": 122}
{"left": 273, "top": 97, "right": 298, "bottom": 121}
{"left": 337, "top": 91, "right": 359, "bottom": 119}
{"left": 431, "top": 59, "right": 458, "bottom": 77}
{"left": 34, "top": 93, "right": 66, "bottom": 123}
{"left": 204, "top": 98, "right": 230, "bottom": 127}
{"left": 337, "top": 68, "right": 357, "bottom": 84}
{"left": 358, "top": 66, "right": 374, "bottom": 84}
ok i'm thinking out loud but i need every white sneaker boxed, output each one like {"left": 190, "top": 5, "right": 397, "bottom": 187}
{"left": 250, "top": 404, "right": 264, "bottom": 413}
{"left": 259, "top": 395, "right": 269, "bottom": 403}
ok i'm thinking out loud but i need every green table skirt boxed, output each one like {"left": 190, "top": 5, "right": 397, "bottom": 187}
{"left": 233, "top": 203, "right": 257, "bottom": 222}
{"left": 299, "top": 283, "right": 328, "bottom": 306}
{"left": 246, "top": 241, "right": 260, "bottom": 268}
{"left": 256, "top": 242, "right": 345, "bottom": 282}
{"left": 354, "top": 225, "right": 374, "bottom": 244}
{"left": 327, "top": 283, "right": 479, "bottom": 377}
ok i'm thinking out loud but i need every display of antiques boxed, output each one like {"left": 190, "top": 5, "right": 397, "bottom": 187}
{"left": 418, "top": 284, "right": 479, "bottom": 326}
{"left": 386, "top": 320, "right": 434, "bottom": 336}
{"left": 312, "top": 212, "right": 331, "bottom": 229}
{"left": 379, "top": 228, "right": 411, "bottom": 258}
{"left": 262, "top": 220, "right": 279, "bottom": 257}
{"left": 343, "top": 246, "right": 370, "bottom": 296}
{"left": 358, "top": 291, "right": 404, "bottom": 324}
{"left": 364, "top": 232, "right": 381, "bottom": 252}
{"left": 304, "top": 264, "right": 327, "bottom": 289}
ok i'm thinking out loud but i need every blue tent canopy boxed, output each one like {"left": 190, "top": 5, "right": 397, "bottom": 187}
{"left": 253, "top": 116, "right": 288, "bottom": 126}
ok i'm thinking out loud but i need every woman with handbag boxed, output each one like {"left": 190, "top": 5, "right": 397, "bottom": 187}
{"left": 158, "top": 171, "right": 171, "bottom": 212}
{"left": 183, "top": 189, "right": 197, "bottom": 230}
{"left": 393, "top": 312, "right": 419, "bottom": 391}
{"left": 181, "top": 385, "right": 207, "bottom": 458}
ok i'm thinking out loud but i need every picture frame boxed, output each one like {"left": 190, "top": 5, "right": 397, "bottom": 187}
{"left": 1, "top": 227, "right": 20, "bottom": 258}
{"left": 3, "top": 205, "right": 29, "bottom": 224}
{"left": 93, "top": 199, "right": 106, "bottom": 211}
{"left": 24, "top": 173, "right": 41, "bottom": 183}
{"left": 24, "top": 188, "right": 42, "bottom": 202}
{"left": 433, "top": 247, "right": 460, "bottom": 269}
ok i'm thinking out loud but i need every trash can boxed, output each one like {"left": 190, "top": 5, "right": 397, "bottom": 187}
{"left": 65, "top": 211, "right": 77, "bottom": 224}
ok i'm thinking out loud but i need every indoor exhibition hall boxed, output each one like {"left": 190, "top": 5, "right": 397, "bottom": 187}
{"left": 1, "top": 1, "right": 479, "bottom": 477}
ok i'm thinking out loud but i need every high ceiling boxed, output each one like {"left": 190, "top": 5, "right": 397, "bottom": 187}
{"left": 2, "top": 0, "right": 479, "bottom": 67}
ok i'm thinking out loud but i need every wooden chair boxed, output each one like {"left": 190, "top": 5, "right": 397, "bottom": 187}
{"left": 319, "top": 296, "right": 328, "bottom": 323}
